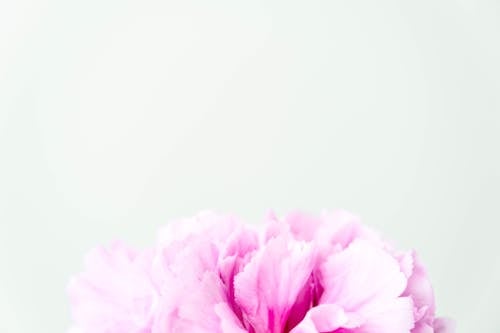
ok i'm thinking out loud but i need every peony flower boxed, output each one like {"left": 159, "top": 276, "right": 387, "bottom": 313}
{"left": 67, "top": 210, "right": 454, "bottom": 333}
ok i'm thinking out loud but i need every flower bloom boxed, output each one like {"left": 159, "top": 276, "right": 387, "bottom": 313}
{"left": 68, "top": 210, "right": 455, "bottom": 333}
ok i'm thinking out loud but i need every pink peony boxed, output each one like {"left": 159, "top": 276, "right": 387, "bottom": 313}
{"left": 68, "top": 210, "right": 455, "bottom": 333}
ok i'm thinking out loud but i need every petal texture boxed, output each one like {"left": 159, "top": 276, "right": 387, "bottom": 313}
{"left": 67, "top": 211, "right": 454, "bottom": 333}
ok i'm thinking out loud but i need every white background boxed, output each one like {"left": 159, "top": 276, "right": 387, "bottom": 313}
{"left": 1, "top": 0, "right": 499, "bottom": 332}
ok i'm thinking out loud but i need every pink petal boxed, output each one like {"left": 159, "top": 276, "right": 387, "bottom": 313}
{"left": 352, "top": 297, "right": 414, "bottom": 333}
{"left": 289, "top": 304, "right": 351, "bottom": 333}
{"left": 214, "top": 303, "right": 248, "bottom": 333}
{"left": 320, "top": 240, "right": 407, "bottom": 310}
{"left": 412, "top": 322, "right": 434, "bottom": 333}
{"left": 67, "top": 242, "right": 156, "bottom": 333}
{"left": 234, "top": 236, "right": 316, "bottom": 333}
{"left": 403, "top": 252, "right": 435, "bottom": 322}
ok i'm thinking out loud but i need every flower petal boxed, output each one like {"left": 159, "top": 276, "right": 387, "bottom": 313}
{"left": 234, "top": 236, "right": 316, "bottom": 333}
{"left": 67, "top": 242, "right": 156, "bottom": 333}
{"left": 320, "top": 240, "right": 407, "bottom": 310}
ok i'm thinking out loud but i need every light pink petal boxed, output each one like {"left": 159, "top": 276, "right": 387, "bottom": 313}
{"left": 317, "top": 210, "right": 382, "bottom": 249}
{"left": 289, "top": 304, "right": 352, "bottom": 333}
{"left": 320, "top": 240, "right": 407, "bottom": 311}
{"left": 234, "top": 236, "right": 316, "bottom": 333}
{"left": 67, "top": 242, "right": 156, "bottom": 333}
{"left": 282, "top": 211, "right": 323, "bottom": 241}
{"left": 214, "top": 303, "right": 248, "bottom": 333}
{"left": 397, "top": 251, "right": 415, "bottom": 279}
{"left": 412, "top": 322, "right": 434, "bottom": 333}
{"left": 174, "top": 272, "right": 227, "bottom": 332}
{"left": 152, "top": 271, "right": 229, "bottom": 333}
{"left": 403, "top": 252, "right": 436, "bottom": 324}
{"left": 151, "top": 215, "right": 258, "bottom": 333}
{"left": 352, "top": 297, "right": 414, "bottom": 333}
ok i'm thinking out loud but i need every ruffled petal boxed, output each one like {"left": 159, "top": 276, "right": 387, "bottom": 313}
{"left": 290, "top": 303, "right": 354, "bottom": 333}
{"left": 67, "top": 241, "right": 156, "bottom": 333}
{"left": 320, "top": 240, "right": 407, "bottom": 310}
{"left": 234, "top": 236, "right": 316, "bottom": 333}
{"left": 68, "top": 211, "right": 452, "bottom": 333}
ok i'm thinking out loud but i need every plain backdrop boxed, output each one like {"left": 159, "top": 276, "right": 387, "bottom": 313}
{"left": 0, "top": 0, "right": 499, "bottom": 332}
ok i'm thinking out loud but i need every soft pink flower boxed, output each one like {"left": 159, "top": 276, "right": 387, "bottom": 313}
{"left": 68, "top": 241, "right": 156, "bottom": 333}
{"left": 68, "top": 210, "right": 454, "bottom": 333}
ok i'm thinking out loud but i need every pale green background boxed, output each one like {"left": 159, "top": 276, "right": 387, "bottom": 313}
{"left": 0, "top": 0, "right": 499, "bottom": 332}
